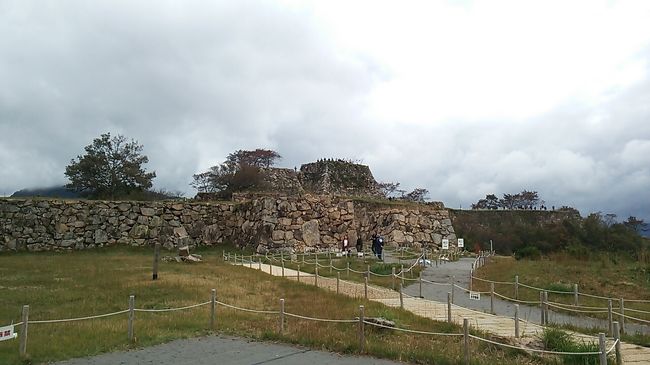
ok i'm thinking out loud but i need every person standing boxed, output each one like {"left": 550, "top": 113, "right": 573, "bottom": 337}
{"left": 342, "top": 234, "right": 349, "bottom": 256}
{"left": 356, "top": 235, "right": 363, "bottom": 254}
{"left": 376, "top": 235, "right": 384, "bottom": 261}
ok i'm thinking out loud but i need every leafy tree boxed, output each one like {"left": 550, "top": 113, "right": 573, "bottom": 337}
{"left": 624, "top": 216, "right": 648, "bottom": 233}
{"left": 65, "top": 133, "right": 155, "bottom": 199}
{"left": 403, "top": 188, "right": 429, "bottom": 202}
{"left": 191, "top": 148, "right": 281, "bottom": 197}
{"left": 378, "top": 181, "right": 401, "bottom": 198}
{"left": 472, "top": 194, "right": 499, "bottom": 209}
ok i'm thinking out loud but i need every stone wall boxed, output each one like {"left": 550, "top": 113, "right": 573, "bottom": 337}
{"left": 299, "top": 160, "right": 382, "bottom": 197}
{"left": 1, "top": 196, "right": 457, "bottom": 253}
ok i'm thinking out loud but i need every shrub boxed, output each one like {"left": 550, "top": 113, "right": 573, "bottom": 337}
{"left": 514, "top": 246, "right": 541, "bottom": 260}
{"left": 541, "top": 328, "right": 606, "bottom": 365}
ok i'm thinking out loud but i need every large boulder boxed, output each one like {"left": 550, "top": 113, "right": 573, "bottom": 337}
{"left": 301, "top": 220, "right": 320, "bottom": 246}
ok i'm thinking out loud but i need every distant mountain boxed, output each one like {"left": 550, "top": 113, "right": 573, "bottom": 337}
{"left": 11, "top": 186, "right": 80, "bottom": 199}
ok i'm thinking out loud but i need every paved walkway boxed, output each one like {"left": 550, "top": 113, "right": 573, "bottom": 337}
{"left": 242, "top": 261, "right": 650, "bottom": 364}
{"left": 54, "top": 335, "right": 406, "bottom": 365}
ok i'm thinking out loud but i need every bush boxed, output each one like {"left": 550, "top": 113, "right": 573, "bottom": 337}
{"left": 514, "top": 246, "right": 541, "bottom": 260}
{"left": 541, "top": 328, "right": 603, "bottom": 365}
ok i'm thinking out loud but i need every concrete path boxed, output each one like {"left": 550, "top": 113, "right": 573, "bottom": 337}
{"left": 244, "top": 260, "right": 650, "bottom": 364}
{"left": 53, "top": 335, "right": 405, "bottom": 365}
{"left": 402, "top": 257, "right": 650, "bottom": 335}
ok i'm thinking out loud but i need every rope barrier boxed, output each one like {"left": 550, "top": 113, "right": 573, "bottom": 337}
{"left": 545, "top": 303, "right": 609, "bottom": 314}
{"left": 613, "top": 311, "right": 650, "bottom": 324}
{"left": 215, "top": 301, "right": 279, "bottom": 315}
{"left": 134, "top": 302, "right": 211, "bottom": 313}
{"left": 363, "top": 320, "right": 463, "bottom": 336}
{"left": 468, "top": 334, "right": 603, "bottom": 355}
{"left": 493, "top": 292, "right": 541, "bottom": 305}
{"left": 284, "top": 312, "right": 357, "bottom": 323}
{"left": 470, "top": 276, "right": 514, "bottom": 285}
{"left": 29, "top": 309, "right": 130, "bottom": 324}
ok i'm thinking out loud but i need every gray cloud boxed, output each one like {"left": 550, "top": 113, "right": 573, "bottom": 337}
{"left": 1, "top": 1, "right": 649, "bottom": 225}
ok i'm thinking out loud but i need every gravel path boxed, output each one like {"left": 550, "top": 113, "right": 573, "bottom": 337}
{"left": 52, "top": 335, "right": 407, "bottom": 365}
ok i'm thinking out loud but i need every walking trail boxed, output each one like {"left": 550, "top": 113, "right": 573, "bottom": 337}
{"left": 237, "top": 258, "right": 650, "bottom": 364}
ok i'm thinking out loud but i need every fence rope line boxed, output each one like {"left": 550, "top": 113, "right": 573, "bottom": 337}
{"left": 493, "top": 292, "right": 541, "bottom": 305}
{"left": 215, "top": 300, "right": 279, "bottom": 315}
{"left": 135, "top": 302, "right": 211, "bottom": 313}
{"left": 29, "top": 309, "right": 130, "bottom": 324}
{"left": 468, "top": 334, "right": 604, "bottom": 356}
{"left": 613, "top": 311, "right": 650, "bottom": 324}
{"left": 229, "top": 257, "right": 637, "bottom": 359}
{"left": 363, "top": 319, "right": 464, "bottom": 336}
{"left": 284, "top": 312, "right": 357, "bottom": 323}
{"left": 545, "top": 303, "right": 609, "bottom": 314}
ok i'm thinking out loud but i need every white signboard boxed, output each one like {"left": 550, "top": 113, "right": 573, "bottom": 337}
{"left": 442, "top": 239, "right": 449, "bottom": 250}
{"left": 0, "top": 325, "right": 17, "bottom": 341}
{"left": 469, "top": 292, "right": 481, "bottom": 300}
{"left": 458, "top": 238, "right": 464, "bottom": 248}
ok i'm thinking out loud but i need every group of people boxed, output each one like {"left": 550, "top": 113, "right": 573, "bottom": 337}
{"left": 340, "top": 233, "right": 384, "bottom": 260}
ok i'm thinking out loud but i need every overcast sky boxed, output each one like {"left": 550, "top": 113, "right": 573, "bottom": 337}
{"left": 1, "top": 0, "right": 649, "bottom": 222}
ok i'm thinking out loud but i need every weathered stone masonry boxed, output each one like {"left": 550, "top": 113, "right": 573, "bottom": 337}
{"left": 1, "top": 196, "right": 457, "bottom": 253}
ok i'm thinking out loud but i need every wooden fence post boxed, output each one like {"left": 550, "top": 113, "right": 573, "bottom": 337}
{"left": 608, "top": 299, "right": 613, "bottom": 336}
{"left": 514, "top": 304, "right": 520, "bottom": 338}
{"left": 400, "top": 265, "right": 404, "bottom": 286}
{"left": 451, "top": 276, "right": 455, "bottom": 304}
{"left": 19, "top": 305, "right": 29, "bottom": 358}
{"left": 447, "top": 292, "right": 452, "bottom": 323}
{"left": 329, "top": 260, "right": 333, "bottom": 274}
{"left": 210, "top": 289, "right": 216, "bottom": 330}
{"left": 463, "top": 318, "right": 470, "bottom": 365}
{"left": 315, "top": 267, "right": 319, "bottom": 287}
{"left": 399, "top": 283, "right": 404, "bottom": 309}
{"left": 358, "top": 305, "right": 365, "bottom": 352}
{"left": 347, "top": 262, "right": 350, "bottom": 278}
{"left": 619, "top": 298, "right": 625, "bottom": 335}
{"left": 282, "top": 261, "right": 285, "bottom": 277}
{"left": 152, "top": 242, "right": 160, "bottom": 280}
{"left": 613, "top": 321, "right": 622, "bottom": 365}
{"left": 598, "top": 333, "right": 607, "bottom": 365}
{"left": 364, "top": 275, "right": 368, "bottom": 300}
{"left": 391, "top": 267, "right": 396, "bottom": 290}
{"left": 128, "top": 295, "right": 135, "bottom": 342}
{"left": 419, "top": 272, "right": 423, "bottom": 298}
{"left": 297, "top": 265, "right": 300, "bottom": 283}
{"left": 540, "top": 291, "right": 545, "bottom": 325}
{"left": 336, "top": 272, "right": 340, "bottom": 294}
{"left": 574, "top": 283, "right": 579, "bottom": 306}
{"left": 279, "top": 298, "right": 285, "bottom": 334}
{"left": 490, "top": 282, "right": 495, "bottom": 314}
{"left": 514, "top": 275, "right": 519, "bottom": 300}
{"left": 543, "top": 291, "right": 549, "bottom": 325}
{"left": 269, "top": 259, "right": 273, "bottom": 275}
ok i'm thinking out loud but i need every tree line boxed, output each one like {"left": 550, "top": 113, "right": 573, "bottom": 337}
{"left": 472, "top": 191, "right": 550, "bottom": 210}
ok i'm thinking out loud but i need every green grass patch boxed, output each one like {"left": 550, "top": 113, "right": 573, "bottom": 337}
{"left": 0, "top": 246, "right": 544, "bottom": 365}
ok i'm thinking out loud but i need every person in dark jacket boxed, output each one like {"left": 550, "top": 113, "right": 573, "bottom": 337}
{"left": 356, "top": 235, "right": 363, "bottom": 254}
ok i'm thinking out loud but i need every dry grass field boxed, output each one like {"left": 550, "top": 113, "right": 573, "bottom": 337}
{"left": 0, "top": 246, "right": 548, "bottom": 365}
